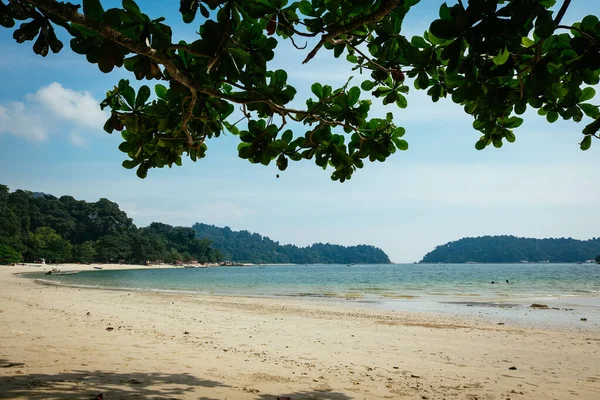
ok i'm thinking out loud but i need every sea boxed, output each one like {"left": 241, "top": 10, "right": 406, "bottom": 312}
{"left": 31, "top": 263, "right": 600, "bottom": 328}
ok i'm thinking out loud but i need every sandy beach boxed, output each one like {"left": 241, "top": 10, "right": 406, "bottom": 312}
{"left": 1, "top": 264, "right": 599, "bottom": 399}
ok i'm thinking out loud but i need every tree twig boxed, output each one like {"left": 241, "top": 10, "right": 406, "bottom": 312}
{"left": 557, "top": 25, "right": 596, "bottom": 43}
{"left": 181, "top": 91, "right": 198, "bottom": 146}
{"left": 554, "top": 0, "right": 572, "bottom": 25}
{"left": 302, "top": 0, "right": 401, "bottom": 64}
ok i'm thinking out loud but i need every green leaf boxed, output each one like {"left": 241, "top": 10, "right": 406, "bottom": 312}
{"left": 535, "top": 10, "right": 556, "bottom": 39}
{"left": 282, "top": 130, "right": 293, "bottom": 143}
{"left": 475, "top": 139, "right": 487, "bottom": 150}
{"left": 392, "top": 127, "right": 406, "bottom": 138}
{"left": 546, "top": 110, "right": 559, "bottom": 123}
{"left": 410, "top": 36, "right": 430, "bottom": 49}
{"left": 439, "top": 3, "right": 451, "bottom": 20}
{"left": 155, "top": 84, "right": 168, "bottom": 99}
{"left": 361, "top": 80, "right": 375, "bottom": 91}
{"left": 521, "top": 36, "right": 535, "bottom": 47}
{"left": 199, "top": 4, "right": 209, "bottom": 18}
{"left": 121, "top": 86, "right": 136, "bottom": 107}
{"left": 579, "top": 87, "right": 596, "bottom": 102}
{"left": 416, "top": 72, "right": 429, "bottom": 89}
{"left": 504, "top": 117, "right": 523, "bottom": 129}
{"left": 395, "top": 93, "right": 407, "bottom": 108}
{"left": 492, "top": 47, "right": 509, "bottom": 66}
{"left": 122, "top": 159, "right": 139, "bottom": 169}
{"left": 103, "top": 117, "right": 114, "bottom": 133}
{"left": 83, "top": 0, "right": 104, "bottom": 21}
{"left": 393, "top": 138, "right": 408, "bottom": 151}
{"left": 123, "top": 0, "right": 143, "bottom": 19}
{"left": 581, "top": 15, "right": 599, "bottom": 32}
{"left": 311, "top": 82, "right": 324, "bottom": 99}
{"left": 514, "top": 101, "right": 527, "bottom": 115}
{"left": 429, "top": 19, "right": 457, "bottom": 39}
{"left": 580, "top": 104, "right": 600, "bottom": 119}
{"left": 276, "top": 154, "right": 288, "bottom": 171}
{"left": 505, "top": 131, "right": 516, "bottom": 143}
{"left": 298, "top": 0, "right": 312, "bottom": 15}
{"left": 348, "top": 87, "right": 360, "bottom": 105}
{"left": 580, "top": 135, "right": 592, "bottom": 151}
{"left": 135, "top": 85, "right": 150, "bottom": 108}
{"left": 136, "top": 167, "right": 148, "bottom": 179}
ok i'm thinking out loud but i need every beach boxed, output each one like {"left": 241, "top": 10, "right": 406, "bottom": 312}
{"left": 1, "top": 264, "right": 599, "bottom": 399}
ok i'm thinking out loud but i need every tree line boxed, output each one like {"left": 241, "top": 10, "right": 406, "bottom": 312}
{"left": 0, "top": 185, "right": 390, "bottom": 265}
{"left": 0, "top": 185, "right": 222, "bottom": 264}
{"left": 192, "top": 223, "right": 390, "bottom": 264}
{"left": 421, "top": 235, "right": 600, "bottom": 264}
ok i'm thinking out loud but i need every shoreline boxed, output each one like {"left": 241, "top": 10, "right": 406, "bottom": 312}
{"left": 15, "top": 262, "right": 600, "bottom": 333}
{"left": 18, "top": 264, "right": 600, "bottom": 332}
{"left": 2, "top": 264, "right": 600, "bottom": 399}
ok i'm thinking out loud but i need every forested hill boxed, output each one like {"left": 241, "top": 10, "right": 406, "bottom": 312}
{"left": 192, "top": 223, "right": 391, "bottom": 264}
{"left": 420, "top": 235, "right": 600, "bottom": 263}
{"left": 0, "top": 185, "right": 390, "bottom": 265}
{"left": 0, "top": 185, "right": 222, "bottom": 264}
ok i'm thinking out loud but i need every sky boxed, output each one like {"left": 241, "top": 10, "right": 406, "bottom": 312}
{"left": 1, "top": 0, "right": 599, "bottom": 263}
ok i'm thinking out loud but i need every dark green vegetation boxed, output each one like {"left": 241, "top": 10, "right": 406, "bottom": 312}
{"left": 596, "top": 254, "right": 600, "bottom": 263}
{"left": 421, "top": 235, "right": 600, "bottom": 263}
{"left": 193, "top": 223, "right": 390, "bottom": 264}
{"left": 0, "top": 185, "right": 222, "bottom": 264}
{"left": 0, "top": 185, "right": 390, "bottom": 264}
{"left": 2, "top": 1, "right": 599, "bottom": 181}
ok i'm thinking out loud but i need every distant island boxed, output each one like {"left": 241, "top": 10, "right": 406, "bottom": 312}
{"left": 0, "top": 185, "right": 390, "bottom": 265}
{"left": 420, "top": 235, "right": 600, "bottom": 264}
{"left": 193, "top": 223, "right": 390, "bottom": 264}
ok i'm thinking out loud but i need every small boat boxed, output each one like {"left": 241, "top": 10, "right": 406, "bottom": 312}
{"left": 45, "top": 269, "right": 79, "bottom": 276}
{"left": 93, "top": 266, "right": 103, "bottom": 270}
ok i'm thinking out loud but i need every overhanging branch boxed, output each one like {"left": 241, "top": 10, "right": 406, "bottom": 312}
{"left": 302, "top": 0, "right": 401, "bottom": 64}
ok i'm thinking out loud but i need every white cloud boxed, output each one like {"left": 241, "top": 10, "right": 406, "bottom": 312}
{"left": 32, "top": 82, "right": 107, "bottom": 128}
{"left": 0, "top": 101, "right": 47, "bottom": 141}
{"left": 69, "top": 132, "right": 88, "bottom": 147}
{"left": 0, "top": 82, "right": 107, "bottom": 143}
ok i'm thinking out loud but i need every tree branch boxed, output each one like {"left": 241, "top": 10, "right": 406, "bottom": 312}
{"left": 26, "top": 0, "right": 372, "bottom": 140}
{"left": 554, "top": 0, "right": 571, "bottom": 25}
{"left": 26, "top": 0, "right": 270, "bottom": 106}
{"left": 302, "top": 0, "right": 401, "bottom": 64}
{"left": 557, "top": 25, "right": 596, "bottom": 44}
{"left": 169, "top": 44, "right": 210, "bottom": 58}
{"left": 181, "top": 91, "right": 197, "bottom": 146}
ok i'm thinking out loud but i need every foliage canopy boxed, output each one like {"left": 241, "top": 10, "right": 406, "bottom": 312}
{"left": 2, "top": 0, "right": 599, "bottom": 180}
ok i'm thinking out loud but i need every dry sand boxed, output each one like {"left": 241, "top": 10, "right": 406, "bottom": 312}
{"left": 1, "top": 264, "right": 599, "bottom": 399}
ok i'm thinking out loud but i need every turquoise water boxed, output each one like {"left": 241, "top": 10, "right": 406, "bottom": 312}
{"left": 33, "top": 263, "right": 600, "bottom": 300}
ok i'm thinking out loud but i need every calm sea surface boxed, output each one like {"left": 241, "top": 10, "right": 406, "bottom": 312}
{"left": 31, "top": 263, "right": 600, "bottom": 327}
{"left": 32, "top": 263, "right": 600, "bottom": 299}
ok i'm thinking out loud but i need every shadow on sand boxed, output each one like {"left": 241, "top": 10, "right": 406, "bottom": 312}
{"left": 1, "top": 359, "right": 354, "bottom": 400}
{"left": 0, "top": 359, "right": 226, "bottom": 400}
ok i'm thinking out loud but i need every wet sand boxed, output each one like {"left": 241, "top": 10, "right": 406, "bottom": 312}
{"left": 1, "top": 264, "right": 599, "bottom": 399}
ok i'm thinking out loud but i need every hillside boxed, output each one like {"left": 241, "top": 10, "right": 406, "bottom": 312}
{"left": 192, "top": 223, "right": 391, "bottom": 264}
{"left": 0, "top": 185, "right": 222, "bottom": 264}
{"left": 0, "top": 184, "right": 390, "bottom": 265}
{"left": 420, "top": 235, "right": 600, "bottom": 263}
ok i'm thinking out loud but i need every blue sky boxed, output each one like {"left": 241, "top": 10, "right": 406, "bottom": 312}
{"left": 1, "top": 0, "right": 599, "bottom": 262}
